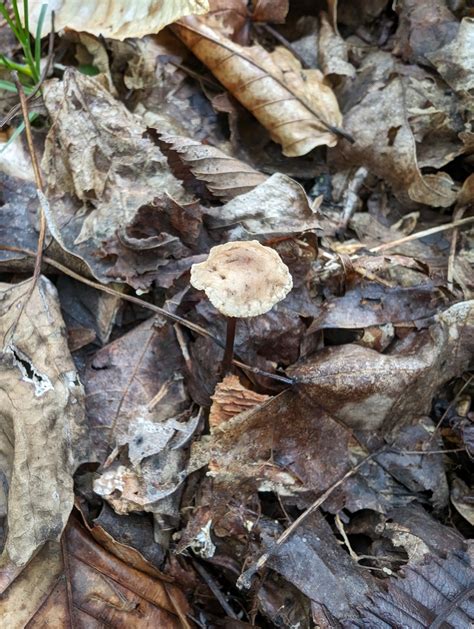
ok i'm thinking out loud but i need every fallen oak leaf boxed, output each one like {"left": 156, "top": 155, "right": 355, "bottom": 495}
{"left": 173, "top": 16, "right": 346, "bottom": 156}
{"left": 331, "top": 77, "right": 458, "bottom": 207}
{"left": 27, "top": 0, "right": 210, "bottom": 40}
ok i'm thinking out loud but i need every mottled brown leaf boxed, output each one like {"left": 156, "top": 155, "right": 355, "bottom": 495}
{"left": 290, "top": 300, "right": 474, "bottom": 433}
{"left": 0, "top": 278, "right": 88, "bottom": 580}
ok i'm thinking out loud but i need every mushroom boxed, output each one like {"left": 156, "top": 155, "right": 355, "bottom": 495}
{"left": 190, "top": 240, "right": 293, "bottom": 374}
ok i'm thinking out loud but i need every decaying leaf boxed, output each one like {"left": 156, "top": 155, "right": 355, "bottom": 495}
{"left": 157, "top": 132, "right": 268, "bottom": 200}
{"left": 332, "top": 77, "right": 458, "bottom": 207}
{"left": 189, "top": 388, "right": 351, "bottom": 496}
{"left": 205, "top": 172, "right": 320, "bottom": 236}
{"left": 27, "top": 0, "right": 210, "bottom": 40}
{"left": 85, "top": 317, "right": 190, "bottom": 462}
{"left": 209, "top": 374, "right": 270, "bottom": 428}
{"left": 174, "top": 17, "right": 343, "bottom": 156}
{"left": 290, "top": 300, "right": 474, "bottom": 433}
{"left": 0, "top": 278, "right": 88, "bottom": 576}
{"left": 393, "top": 0, "right": 459, "bottom": 65}
{"left": 0, "top": 518, "right": 190, "bottom": 627}
{"left": 427, "top": 17, "right": 474, "bottom": 95}
{"left": 362, "top": 548, "right": 474, "bottom": 628}
{"left": 41, "top": 69, "right": 191, "bottom": 284}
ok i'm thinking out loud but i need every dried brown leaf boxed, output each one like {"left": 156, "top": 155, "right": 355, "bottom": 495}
{"left": 28, "top": 0, "right": 210, "bottom": 40}
{"left": 174, "top": 17, "right": 343, "bottom": 156}
{"left": 319, "top": 12, "right": 355, "bottom": 79}
{"left": 189, "top": 388, "right": 351, "bottom": 495}
{"left": 332, "top": 77, "right": 458, "bottom": 207}
{"left": 0, "top": 518, "right": 190, "bottom": 627}
{"left": 85, "top": 317, "right": 190, "bottom": 462}
{"left": 290, "top": 300, "right": 474, "bottom": 433}
{"left": 205, "top": 172, "right": 320, "bottom": 236}
{"left": 157, "top": 132, "right": 268, "bottom": 200}
{"left": 427, "top": 17, "right": 474, "bottom": 95}
{"left": 0, "top": 278, "right": 88, "bottom": 578}
{"left": 252, "top": 0, "right": 289, "bottom": 24}
{"left": 393, "top": 0, "right": 459, "bottom": 65}
{"left": 41, "top": 69, "right": 190, "bottom": 285}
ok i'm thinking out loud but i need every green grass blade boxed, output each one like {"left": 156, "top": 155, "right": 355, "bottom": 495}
{"left": 0, "top": 79, "right": 19, "bottom": 93}
{"left": 35, "top": 3, "right": 48, "bottom": 75}
{"left": 22, "top": 0, "right": 29, "bottom": 36}
{"left": 0, "top": 112, "right": 37, "bottom": 154}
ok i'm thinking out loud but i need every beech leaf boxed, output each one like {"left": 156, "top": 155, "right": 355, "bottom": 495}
{"left": 174, "top": 17, "right": 343, "bottom": 156}
{"left": 27, "top": 0, "right": 210, "bottom": 40}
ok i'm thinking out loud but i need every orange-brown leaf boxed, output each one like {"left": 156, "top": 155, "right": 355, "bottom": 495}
{"left": 174, "top": 17, "right": 343, "bottom": 156}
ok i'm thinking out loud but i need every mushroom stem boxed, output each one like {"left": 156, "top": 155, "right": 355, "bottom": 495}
{"left": 221, "top": 317, "right": 237, "bottom": 375}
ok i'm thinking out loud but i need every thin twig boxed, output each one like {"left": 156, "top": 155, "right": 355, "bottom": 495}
{"left": 11, "top": 72, "right": 46, "bottom": 282}
{"left": 427, "top": 374, "right": 473, "bottom": 448}
{"left": 191, "top": 558, "right": 239, "bottom": 620}
{"left": 237, "top": 445, "right": 387, "bottom": 589}
{"left": 368, "top": 216, "right": 474, "bottom": 254}
{"left": 447, "top": 207, "right": 465, "bottom": 293}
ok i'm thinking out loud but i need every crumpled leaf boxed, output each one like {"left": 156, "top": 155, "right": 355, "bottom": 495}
{"left": 290, "top": 300, "right": 474, "bottom": 433}
{"left": 427, "top": 17, "right": 474, "bottom": 95}
{"left": 156, "top": 132, "right": 268, "bottom": 201}
{"left": 332, "top": 77, "right": 458, "bottom": 207}
{"left": 27, "top": 0, "right": 210, "bottom": 40}
{"left": 0, "top": 518, "right": 190, "bottom": 627}
{"left": 174, "top": 17, "right": 343, "bottom": 156}
{"left": 205, "top": 172, "right": 320, "bottom": 236}
{"left": 41, "top": 69, "right": 190, "bottom": 284}
{"left": 0, "top": 278, "right": 88, "bottom": 576}
{"left": 319, "top": 12, "right": 355, "bottom": 79}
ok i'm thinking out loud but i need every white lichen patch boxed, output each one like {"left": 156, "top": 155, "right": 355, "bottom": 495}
{"left": 6, "top": 344, "right": 53, "bottom": 397}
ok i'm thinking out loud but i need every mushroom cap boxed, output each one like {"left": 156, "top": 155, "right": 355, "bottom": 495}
{"left": 190, "top": 240, "right": 293, "bottom": 318}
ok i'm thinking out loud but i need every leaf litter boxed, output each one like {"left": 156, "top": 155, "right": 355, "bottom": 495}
{"left": 0, "top": 0, "right": 473, "bottom": 627}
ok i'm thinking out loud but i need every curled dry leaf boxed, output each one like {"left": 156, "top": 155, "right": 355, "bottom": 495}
{"left": 41, "top": 69, "right": 190, "bottom": 285}
{"left": 174, "top": 17, "right": 343, "bottom": 156}
{"left": 0, "top": 278, "right": 88, "bottom": 577}
{"left": 209, "top": 374, "right": 270, "bottom": 428}
{"left": 290, "top": 300, "right": 474, "bottom": 433}
{"left": 0, "top": 518, "right": 190, "bottom": 627}
{"left": 319, "top": 12, "right": 355, "bottom": 79}
{"left": 205, "top": 172, "right": 320, "bottom": 237}
{"left": 427, "top": 17, "right": 474, "bottom": 95}
{"left": 27, "top": 0, "right": 210, "bottom": 40}
{"left": 332, "top": 77, "right": 458, "bottom": 207}
{"left": 157, "top": 132, "right": 268, "bottom": 201}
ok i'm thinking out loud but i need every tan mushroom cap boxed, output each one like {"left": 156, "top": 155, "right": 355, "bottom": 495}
{"left": 190, "top": 240, "right": 293, "bottom": 318}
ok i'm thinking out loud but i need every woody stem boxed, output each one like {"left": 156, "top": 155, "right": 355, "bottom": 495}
{"left": 221, "top": 318, "right": 237, "bottom": 375}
